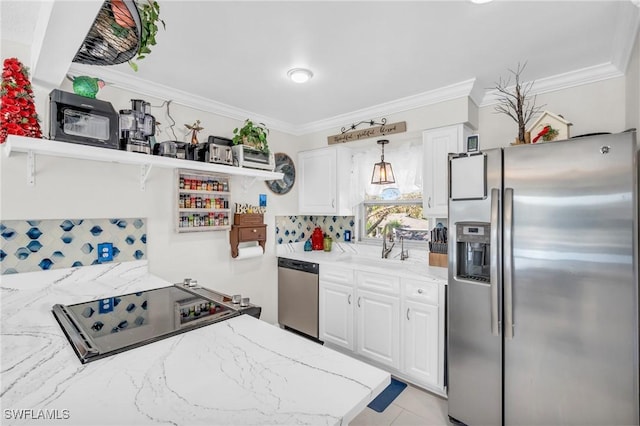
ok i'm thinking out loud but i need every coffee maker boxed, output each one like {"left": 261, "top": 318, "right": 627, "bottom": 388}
{"left": 119, "top": 99, "right": 155, "bottom": 154}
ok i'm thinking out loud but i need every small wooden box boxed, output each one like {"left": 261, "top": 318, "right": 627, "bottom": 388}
{"left": 233, "top": 213, "right": 263, "bottom": 226}
{"left": 429, "top": 253, "right": 448, "bottom": 268}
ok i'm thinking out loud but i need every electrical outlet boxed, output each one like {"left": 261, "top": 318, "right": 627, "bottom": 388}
{"left": 97, "top": 242, "right": 113, "bottom": 263}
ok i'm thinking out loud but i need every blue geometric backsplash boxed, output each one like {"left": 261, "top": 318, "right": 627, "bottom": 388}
{"left": 275, "top": 215, "right": 355, "bottom": 244}
{"left": 0, "top": 218, "right": 146, "bottom": 275}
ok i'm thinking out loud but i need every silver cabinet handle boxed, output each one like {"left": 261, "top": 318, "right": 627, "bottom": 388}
{"left": 357, "top": 297, "right": 361, "bottom": 308}
{"left": 406, "top": 308, "right": 410, "bottom": 320}
{"left": 490, "top": 188, "right": 501, "bottom": 337}
{"left": 348, "top": 294, "right": 351, "bottom": 305}
{"left": 417, "top": 288, "right": 423, "bottom": 294}
{"left": 504, "top": 187, "right": 514, "bottom": 340}
{"left": 332, "top": 199, "right": 335, "bottom": 208}
{"left": 428, "top": 196, "right": 432, "bottom": 208}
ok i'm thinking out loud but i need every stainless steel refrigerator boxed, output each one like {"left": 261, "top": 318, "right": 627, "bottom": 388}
{"left": 447, "top": 132, "right": 639, "bottom": 425}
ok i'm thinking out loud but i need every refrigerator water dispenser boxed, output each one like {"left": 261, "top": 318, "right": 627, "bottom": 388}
{"left": 455, "top": 222, "right": 490, "bottom": 282}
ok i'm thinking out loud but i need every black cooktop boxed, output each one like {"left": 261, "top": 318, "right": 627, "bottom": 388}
{"left": 52, "top": 284, "right": 260, "bottom": 364}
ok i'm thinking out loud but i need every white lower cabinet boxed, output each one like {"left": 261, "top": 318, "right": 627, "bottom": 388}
{"left": 319, "top": 264, "right": 445, "bottom": 394}
{"left": 402, "top": 277, "right": 445, "bottom": 391}
{"left": 319, "top": 280, "right": 355, "bottom": 351}
{"left": 403, "top": 299, "right": 439, "bottom": 385}
{"left": 319, "top": 266, "right": 355, "bottom": 351}
{"left": 356, "top": 288, "right": 400, "bottom": 370}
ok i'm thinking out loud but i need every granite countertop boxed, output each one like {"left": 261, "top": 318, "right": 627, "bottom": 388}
{"left": 276, "top": 242, "right": 448, "bottom": 283}
{"left": 0, "top": 261, "right": 389, "bottom": 425}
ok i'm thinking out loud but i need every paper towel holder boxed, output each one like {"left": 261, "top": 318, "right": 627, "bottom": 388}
{"left": 229, "top": 213, "right": 267, "bottom": 258}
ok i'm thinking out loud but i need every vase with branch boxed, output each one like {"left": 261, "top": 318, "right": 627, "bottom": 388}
{"left": 493, "top": 62, "right": 544, "bottom": 144}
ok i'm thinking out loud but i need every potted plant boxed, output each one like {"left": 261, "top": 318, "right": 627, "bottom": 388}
{"left": 232, "top": 119, "right": 270, "bottom": 154}
{"left": 128, "top": 0, "right": 165, "bottom": 71}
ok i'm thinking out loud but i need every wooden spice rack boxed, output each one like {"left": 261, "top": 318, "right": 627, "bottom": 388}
{"left": 176, "top": 169, "right": 231, "bottom": 232}
{"left": 229, "top": 214, "right": 266, "bottom": 258}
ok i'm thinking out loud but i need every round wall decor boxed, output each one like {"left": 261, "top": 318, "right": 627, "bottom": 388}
{"left": 265, "top": 152, "right": 295, "bottom": 194}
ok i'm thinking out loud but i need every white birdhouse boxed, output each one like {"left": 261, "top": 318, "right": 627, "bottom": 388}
{"left": 528, "top": 111, "right": 573, "bottom": 143}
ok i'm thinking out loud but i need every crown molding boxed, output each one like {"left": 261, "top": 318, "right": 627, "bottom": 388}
{"left": 611, "top": 1, "right": 640, "bottom": 72}
{"left": 67, "top": 63, "right": 298, "bottom": 135}
{"left": 69, "top": 60, "right": 624, "bottom": 137}
{"left": 294, "top": 79, "right": 476, "bottom": 135}
{"left": 479, "top": 62, "right": 624, "bottom": 107}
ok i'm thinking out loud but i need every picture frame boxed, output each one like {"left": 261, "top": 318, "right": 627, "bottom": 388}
{"left": 466, "top": 134, "right": 479, "bottom": 153}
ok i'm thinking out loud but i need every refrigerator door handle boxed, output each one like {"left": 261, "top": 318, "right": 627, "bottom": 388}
{"left": 490, "top": 187, "right": 501, "bottom": 336}
{"left": 504, "top": 187, "right": 514, "bottom": 339}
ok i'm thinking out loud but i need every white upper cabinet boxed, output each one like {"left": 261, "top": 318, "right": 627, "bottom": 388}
{"left": 422, "top": 124, "right": 472, "bottom": 217}
{"left": 298, "top": 146, "right": 352, "bottom": 215}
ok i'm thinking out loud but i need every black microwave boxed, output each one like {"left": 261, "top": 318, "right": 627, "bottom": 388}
{"left": 49, "top": 89, "right": 119, "bottom": 149}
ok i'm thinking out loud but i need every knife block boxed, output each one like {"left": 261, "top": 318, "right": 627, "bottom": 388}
{"left": 429, "top": 252, "right": 448, "bottom": 268}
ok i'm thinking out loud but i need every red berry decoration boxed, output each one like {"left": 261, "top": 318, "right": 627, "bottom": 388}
{"left": 0, "top": 57, "right": 43, "bottom": 143}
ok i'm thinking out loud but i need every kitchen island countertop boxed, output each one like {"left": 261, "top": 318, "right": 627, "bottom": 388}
{"left": 0, "top": 261, "right": 389, "bottom": 425}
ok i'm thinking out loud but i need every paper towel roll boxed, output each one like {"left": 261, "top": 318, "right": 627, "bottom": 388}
{"left": 235, "top": 245, "right": 264, "bottom": 260}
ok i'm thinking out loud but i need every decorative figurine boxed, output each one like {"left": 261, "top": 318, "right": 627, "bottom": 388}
{"left": 68, "top": 75, "right": 105, "bottom": 99}
{"left": 185, "top": 120, "right": 204, "bottom": 144}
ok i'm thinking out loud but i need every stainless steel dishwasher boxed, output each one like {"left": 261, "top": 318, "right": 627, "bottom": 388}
{"left": 277, "top": 257, "right": 319, "bottom": 339}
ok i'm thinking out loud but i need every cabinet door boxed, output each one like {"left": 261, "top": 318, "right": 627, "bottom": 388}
{"left": 319, "top": 281, "right": 355, "bottom": 351}
{"left": 403, "top": 299, "right": 440, "bottom": 387}
{"left": 422, "top": 125, "right": 466, "bottom": 217}
{"left": 356, "top": 289, "right": 400, "bottom": 370}
{"left": 298, "top": 148, "right": 337, "bottom": 214}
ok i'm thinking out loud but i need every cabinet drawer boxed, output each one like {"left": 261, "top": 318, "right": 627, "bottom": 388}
{"left": 238, "top": 226, "right": 266, "bottom": 241}
{"left": 403, "top": 278, "right": 439, "bottom": 306}
{"left": 320, "top": 265, "right": 354, "bottom": 286}
{"left": 356, "top": 271, "right": 400, "bottom": 294}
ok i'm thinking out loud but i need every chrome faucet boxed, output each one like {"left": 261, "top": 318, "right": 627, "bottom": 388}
{"left": 400, "top": 235, "right": 409, "bottom": 261}
{"left": 382, "top": 227, "right": 395, "bottom": 259}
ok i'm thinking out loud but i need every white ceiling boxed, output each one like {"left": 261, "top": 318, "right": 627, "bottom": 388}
{"left": 2, "top": 1, "right": 639, "bottom": 135}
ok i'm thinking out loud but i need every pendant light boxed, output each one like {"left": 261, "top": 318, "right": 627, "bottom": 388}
{"left": 371, "top": 139, "right": 395, "bottom": 185}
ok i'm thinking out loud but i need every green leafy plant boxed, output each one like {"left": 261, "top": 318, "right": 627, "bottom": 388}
{"left": 128, "top": 0, "right": 165, "bottom": 71}
{"left": 232, "top": 119, "right": 270, "bottom": 154}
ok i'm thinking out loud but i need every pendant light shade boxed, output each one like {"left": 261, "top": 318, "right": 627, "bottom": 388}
{"left": 371, "top": 139, "right": 396, "bottom": 184}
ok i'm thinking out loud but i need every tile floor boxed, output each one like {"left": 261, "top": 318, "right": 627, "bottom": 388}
{"left": 350, "top": 383, "right": 453, "bottom": 426}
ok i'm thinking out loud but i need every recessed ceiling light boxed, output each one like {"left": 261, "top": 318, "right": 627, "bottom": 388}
{"left": 287, "top": 68, "right": 313, "bottom": 84}
{"left": 470, "top": 0, "right": 493, "bottom": 3}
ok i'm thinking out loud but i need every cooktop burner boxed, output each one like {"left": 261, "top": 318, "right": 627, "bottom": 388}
{"left": 52, "top": 284, "right": 260, "bottom": 364}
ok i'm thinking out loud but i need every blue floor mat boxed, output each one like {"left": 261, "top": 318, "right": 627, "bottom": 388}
{"left": 367, "top": 378, "right": 408, "bottom": 413}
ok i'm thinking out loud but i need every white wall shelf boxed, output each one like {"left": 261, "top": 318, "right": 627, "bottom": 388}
{"left": 3, "top": 136, "right": 284, "bottom": 189}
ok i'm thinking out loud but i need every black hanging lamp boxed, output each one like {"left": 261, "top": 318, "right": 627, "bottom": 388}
{"left": 371, "top": 139, "right": 395, "bottom": 185}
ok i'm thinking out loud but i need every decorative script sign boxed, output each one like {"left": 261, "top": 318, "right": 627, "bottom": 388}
{"left": 327, "top": 121, "right": 407, "bottom": 145}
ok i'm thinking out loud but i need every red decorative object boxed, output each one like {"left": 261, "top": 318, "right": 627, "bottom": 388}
{"left": 312, "top": 227, "right": 324, "bottom": 251}
{"left": 0, "top": 57, "right": 42, "bottom": 144}
{"left": 532, "top": 125, "right": 559, "bottom": 143}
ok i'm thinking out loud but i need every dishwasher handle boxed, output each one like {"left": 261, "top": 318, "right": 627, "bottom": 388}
{"left": 277, "top": 257, "right": 319, "bottom": 274}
